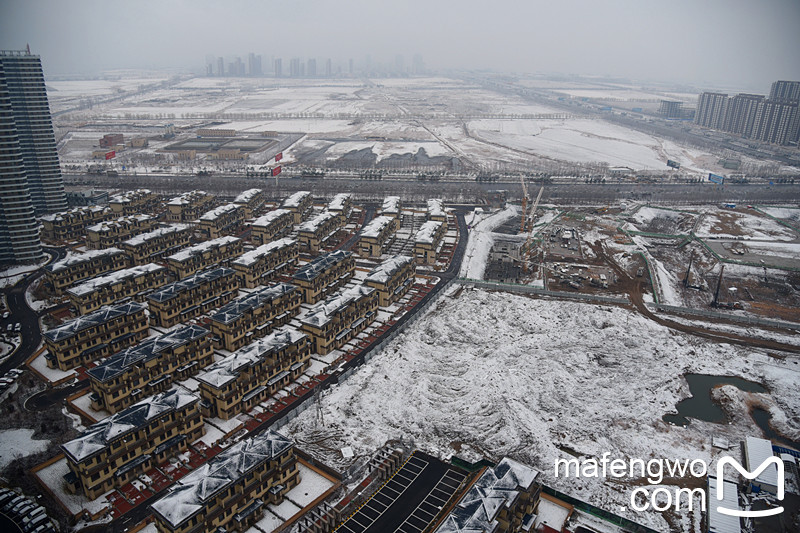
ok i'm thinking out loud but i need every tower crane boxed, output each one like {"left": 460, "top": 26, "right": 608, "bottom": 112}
{"left": 522, "top": 186, "right": 544, "bottom": 274}
{"left": 519, "top": 175, "right": 529, "bottom": 234}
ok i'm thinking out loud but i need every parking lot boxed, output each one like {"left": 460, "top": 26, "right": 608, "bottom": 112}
{"left": 335, "top": 452, "right": 466, "bottom": 533}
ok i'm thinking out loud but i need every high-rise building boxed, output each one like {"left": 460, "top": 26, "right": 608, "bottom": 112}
{"left": 325, "top": 58, "right": 332, "bottom": 77}
{"left": 752, "top": 99, "right": 799, "bottom": 145}
{"left": 769, "top": 81, "right": 800, "bottom": 103}
{"left": 248, "top": 52, "right": 262, "bottom": 76}
{"left": 695, "top": 92, "right": 729, "bottom": 129}
{"left": 290, "top": 58, "right": 301, "bottom": 77}
{"left": 217, "top": 56, "right": 224, "bottom": 76}
{"left": 307, "top": 58, "right": 316, "bottom": 77}
{"left": 723, "top": 93, "right": 764, "bottom": 138}
{"left": 412, "top": 54, "right": 424, "bottom": 75}
{"left": 1, "top": 49, "right": 67, "bottom": 264}
{"left": 274, "top": 57, "right": 282, "bottom": 78}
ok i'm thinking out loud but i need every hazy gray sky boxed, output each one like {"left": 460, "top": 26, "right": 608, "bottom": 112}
{"left": 1, "top": 0, "right": 798, "bottom": 91}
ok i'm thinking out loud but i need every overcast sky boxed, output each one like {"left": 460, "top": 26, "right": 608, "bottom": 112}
{"left": 1, "top": 0, "right": 798, "bottom": 91}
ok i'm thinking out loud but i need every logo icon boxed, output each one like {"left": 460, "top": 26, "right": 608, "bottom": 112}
{"left": 716, "top": 456, "right": 784, "bottom": 517}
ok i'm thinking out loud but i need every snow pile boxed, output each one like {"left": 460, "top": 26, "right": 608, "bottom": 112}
{"left": 459, "top": 206, "right": 518, "bottom": 279}
{"left": 0, "top": 429, "right": 50, "bottom": 469}
{"left": 284, "top": 289, "right": 799, "bottom": 532}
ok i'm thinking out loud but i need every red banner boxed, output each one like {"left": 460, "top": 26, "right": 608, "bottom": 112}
{"left": 275, "top": 152, "right": 283, "bottom": 162}
{"left": 271, "top": 166, "right": 281, "bottom": 176}
{"left": 105, "top": 151, "right": 115, "bottom": 160}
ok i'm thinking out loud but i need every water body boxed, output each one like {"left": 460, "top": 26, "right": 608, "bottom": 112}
{"left": 663, "top": 373, "right": 767, "bottom": 426}
{"left": 751, "top": 407, "right": 800, "bottom": 451}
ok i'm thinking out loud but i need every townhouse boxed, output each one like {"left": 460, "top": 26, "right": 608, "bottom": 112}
{"left": 364, "top": 255, "right": 416, "bottom": 306}
{"left": 43, "top": 301, "right": 148, "bottom": 371}
{"left": 40, "top": 205, "right": 112, "bottom": 243}
{"left": 208, "top": 283, "right": 301, "bottom": 351}
{"left": 85, "top": 214, "right": 158, "bottom": 250}
{"left": 251, "top": 209, "right": 293, "bottom": 245}
{"left": 67, "top": 263, "right": 169, "bottom": 315}
{"left": 297, "top": 210, "right": 341, "bottom": 254}
{"left": 357, "top": 215, "right": 396, "bottom": 258}
{"left": 233, "top": 188, "right": 266, "bottom": 217}
{"left": 427, "top": 198, "right": 447, "bottom": 222}
{"left": 196, "top": 328, "right": 310, "bottom": 420}
{"left": 299, "top": 284, "right": 378, "bottom": 354}
{"left": 291, "top": 250, "right": 354, "bottom": 304}
{"left": 199, "top": 203, "right": 247, "bottom": 239}
{"left": 109, "top": 189, "right": 161, "bottom": 216}
{"left": 414, "top": 220, "right": 446, "bottom": 265}
{"left": 166, "top": 190, "right": 216, "bottom": 222}
{"left": 87, "top": 325, "right": 212, "bottom": 414}
{"left": 380, "top": 196, "right": 402, "bottom": 229}
{"left": 230, "top": 238, "right": 298, "bottom": 289}
{"left": 282, "top": 191, "right": 313, "bottom": 223}
{"left": 121, "top": 224, "right": 194, "bottom": 265}
{"left": 147, "top": 267, "right": 239, "bottom": 329}
{"left": 166, "top": 236, "right": 243, "bottom": 278}
{"left": 45, "top": 247, "right": 130, "bottom": 294}
{"left": 327, "top": 193, "right": 353, "bottom": 223}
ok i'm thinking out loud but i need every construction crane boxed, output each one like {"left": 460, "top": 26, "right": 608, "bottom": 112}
{"left": 522, "top": 186, "right": 544, "bottom": 274}
{"left": 519, "top": 175, "right": 529, "bottom": 234}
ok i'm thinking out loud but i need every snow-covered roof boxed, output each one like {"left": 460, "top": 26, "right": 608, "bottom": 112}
{"left": 382, "top": 196, "right": 400, "bottom": 214}
{"left": 208, "top": 283, "right": 296, "bottom": 325}
{"left": 148, "top": 267, "right": 234, "bottom": 303}
{"left": 707, "top": 476, "right": 741, "bottom": 533}
{"left": 415, "top": 220, "right": 443, "bottom": 244}
{"left": 292, "top": 250, "right": 351, "bottom": 282}
{"left": 167, "top": 236, "right": 240, "bottom": 263}
{"left": 199, "top": 202, "right": 241, "bottom": 222}
{"left": 195, "top": 327, "right": 307, "bottom": 389}
{"left": 365, "top": 255, "right": 413, "bottom": 285}
{"left": 41, "top": 205, "right": 109, "bottom": 223}
{"left": 300, "top": 284, "right": 375, "bottom": 328}
{"left": 252, "top": 209, "right": 291, "bottom": 227}
{"left": 427, "top": 198, "right": 445, "bottom": 218}
{"left": 86, "top": 214, "right": 154, "bottom": 233}
{"left": 86, "top": 324, "right": 209, "bottom": 383}
{"left": 360, "top": 216, "right": 394, "bottom": 238}
{"left": 232, "top": 238, "right": 296, "bottom": 267}
{"left": 150, "top": 430, "right": 293, "bottom": 528}
{"left": 328, "top": 193, "right": 351, "bottom": 211}
{"left": 167, "top": 190, "right": 209, "bottom": 206}
{"left": 123, "top": 224, "right": 193, "bottom": 247}
{"left": 61, "top": 389, "right": 198, "bottom": 463}
{"left": 44, "top": 301, "right": 146, "bottom": 343}
{"left": 109, "top": 189, "right": 153, "bottom": 204}
{"left": 66, "top": 263, "right": 165, "bottom": 298}
{"left": 47, "top": 247, "right": 125, "bottom": 273}
{"left": 745, "top": 436, "right": 779, "bottom": 489}
{"left": 234, "top": 188, "right": 262, "bottom": 205}
{"left": 298, "top": 210, "right": 337, "bottom": 233}
{"left": 282, "top": 191, "right": 311, "bottom": 208}
{"left": 434, "top": 457, "right": 540, "bottom": 533}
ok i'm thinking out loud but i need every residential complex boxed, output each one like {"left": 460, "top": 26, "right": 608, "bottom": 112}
{"left": 357, "top": 215, "right": 396, "bottom": 258}
{"left": 45, "top": 247, "right": 130, "bottom": 294}
{"left": 365, "top": 255, "right": 416, "bottom": 306}
{"left": 208, "top": 283, "right": 301, "bottom": 351}
{"left": 87, "top": 325, "right": 212, "bottom": 414}
{"left": 299, "top": 284, "right": 378, "bottom": 354}
{"left": 199, "top": 202, "right": 247, "bottom": 238}
{"left": 121, "top": 224, "right": 194, "bottom": 265}
{"left": 414, "top": 220, "right": 446, "bottom": 264}
{"left": 85, "top": 214, "right": 158, "bottom": 250}
{"left": 109, "top": 189, "right": 160, "bottom": 216}
{"left": 291, "top": 250, "right": 355, "bottom": 304}
{"left": 695, "top": 80, "right": 800, "bottom": 145}
{"left": 150, "top": 430, "right": 299, "bottom": 533}
{"left": 62, "top": 390, "right": 203, "bottom": 500}
{"left": 233, "top": 188, "right": 266, "bottom": 217}
{"left": 197, "top": 328, "right": 310, "bottom": 419}
{"left": 166, "top": 190, "right": 215, "bottom": 222}
{"left": 282, "top": 191, "right": 313, "bottom": 223}
{"left": 251, "top": 209, "right": 293, "bottom": 245}
{"left": 43, "top": 301, "right": 148, "bottom": 371}
{"left": 166, "top": 236, "right": 242, "bottom": 278}
{"left": 67, "top": 263, "right": 169, "bottom": 315}
{"left": 147, "top": 266, "right": 239, "bottom": 328}
{"left": 231, "top": 238, "right": 298, "bottom": 288}
{"left": 297, "top": 210, "right": 341, "bottom": 253}
{"left": 40, "top": 205, "right": 111, "bottom": 243}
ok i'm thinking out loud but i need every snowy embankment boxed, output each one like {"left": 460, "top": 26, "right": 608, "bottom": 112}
{"left": 284, "top": 289, "right": 799, "bottom": 532}
{"left": 459, "top": 206, "right": 518, "bottom": 279}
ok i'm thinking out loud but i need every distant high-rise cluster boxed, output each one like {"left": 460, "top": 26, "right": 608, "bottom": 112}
{"left": 0, "top": 49, "right": 67, "bottom": 264}
{"left": 695, "top": 81, "right": 800, "bottom": 146}
{"left": 205, "top": 52, "right": 425, "bottom": 78}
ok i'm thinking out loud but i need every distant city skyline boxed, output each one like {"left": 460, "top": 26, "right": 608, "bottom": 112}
{"left": 1, "top": 0, "right": 798, "bottom": 91}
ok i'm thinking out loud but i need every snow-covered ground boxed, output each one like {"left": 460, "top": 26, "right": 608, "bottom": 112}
{"left": 459, "top": 206, "right": 518, "bottom": 279}
{"left": 283, "top": 289, "right": 799, "bottom": 532}
{"left": 0, "top": 429, "right": 50, "bottom": 470}
{"left": 695, "top": 210, "right": 798, "bottom": 241}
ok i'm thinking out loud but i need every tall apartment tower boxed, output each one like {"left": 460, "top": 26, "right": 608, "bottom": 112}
{"left": 769, "top": 81, "right": 800, "bottom": 103}
{"left": 274, "top": 58, "right": 282, "bottom": 78}
{"left": 0, "top": 50, "right": 66, "bottom": 216}
{"left": 307, "top": 58, "right": 317, "bottom": 77}
{"left": 695, "top": 92, "right": 729, "bottom": 129}
{"left": 723, "top": 94, "right": 764, "bottom": 138}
